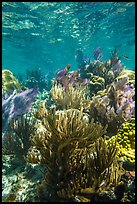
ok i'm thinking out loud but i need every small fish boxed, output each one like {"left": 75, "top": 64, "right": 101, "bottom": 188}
{"left": 122, "top": 55, "right": 130, "bottom": 60}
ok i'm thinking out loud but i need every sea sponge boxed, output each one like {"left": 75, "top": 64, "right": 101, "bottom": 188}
{"left": 2, "top": 69, "right": 22, "bottom": 95}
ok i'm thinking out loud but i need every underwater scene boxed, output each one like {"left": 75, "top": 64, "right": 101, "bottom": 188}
{"left": 2, "top": 2, "right": 135, "bottom": 202}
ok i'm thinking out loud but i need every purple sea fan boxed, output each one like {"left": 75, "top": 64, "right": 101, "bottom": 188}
{"left": 2, "top": 85, "right": 39, "bottom": 125}
{"left": 10, "top": 85, "right": 39, "bottom": 119}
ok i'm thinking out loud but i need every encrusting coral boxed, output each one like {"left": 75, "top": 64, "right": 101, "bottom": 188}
{"left": 26, "top": 106, "right": 122, "bottom": 201}
{"left": 107, "top": 118, "right": 135, "bottom": 163}
{"left": 2, "top": 69, "right": 22, "bottom": 95}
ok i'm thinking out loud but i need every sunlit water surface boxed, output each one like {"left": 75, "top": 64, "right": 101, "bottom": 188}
{"left": 2, "top": 2, "right": 135, "bottom": 76}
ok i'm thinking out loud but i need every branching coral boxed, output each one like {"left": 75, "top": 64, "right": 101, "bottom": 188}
{"left": 79, "top": 137, "right": 122, "bottom": 196}
{"left": 89, "top": 75, "right": 135, "bottom": 136}
{"left": 26, "top": 107, "right": 122, "bottom": 201}
{"left": 114, "top": 69, "right": 135, "bottom": 89}
{"left": 2, "top": 114, "right": 37, "bottom": 159}
{"left": 2, "top": 69, "right": 22, "bottom": 96}
{"left": 51, "top": 83, "right": 90, "bottom": 110}
{"left": 87, "top": 138, "right": 118, "bottom": 189}
{"left": 79, "top": 48, "right": 125, "bottom": 89}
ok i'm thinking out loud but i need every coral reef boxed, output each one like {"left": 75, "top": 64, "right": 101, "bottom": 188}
{"left": 89, "top": 75, "right": 135, "bottom": 136}
{"left": 79, "top": 48, "right": 125, "bottom": 92}
{"left": 51, "top": 83, "right": 90, "bottom": 110}
{"left": 26, "top": 106, "right": 123, "bottom": 201}
{"left": 2, "top": 48, "right": 135, "bottom": 202}
{"left": 2, "top": 113, "right": 37, "bottom": 160}
{"left": 107, "top": 118, "right": 135, "bottom": 163}
{"left": 2, "top": 155, "right": 43, "bottom": 202}
{"left": 2, "top": 69, "right": 22, "bottom": 96}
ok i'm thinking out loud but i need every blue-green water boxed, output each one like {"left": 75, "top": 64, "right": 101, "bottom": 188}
{"left": 2, "top": 2, "right": 135, "bottom": 76}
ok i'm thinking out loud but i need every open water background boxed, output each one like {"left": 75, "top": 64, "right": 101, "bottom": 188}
{"left": 2, "top": 2, "right": 135, "bottom": 76}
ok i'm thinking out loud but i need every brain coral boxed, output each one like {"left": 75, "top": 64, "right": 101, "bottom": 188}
{"left": 2, "top": 69, "right": 22, "bottom": 95}
{"left": 107, "top": 118, "right": 135, "bottom": 163}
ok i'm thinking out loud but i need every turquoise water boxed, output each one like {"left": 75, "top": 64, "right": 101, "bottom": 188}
{"left": 2, "top": 2, "right": 135, "bottom": 76}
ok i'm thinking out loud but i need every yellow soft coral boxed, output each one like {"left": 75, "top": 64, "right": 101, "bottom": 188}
{"left": 2, "top": 69, "right": 22, "bottom": 95}
{"left": 51, "top": 83, "right": 90, "bottom": 110}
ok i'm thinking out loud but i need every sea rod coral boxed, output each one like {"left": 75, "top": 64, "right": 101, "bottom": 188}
{"left": 89, "top": 75, "right": 135, "bottom": 136}
{"left": 26, "top": 106, "right": 121, "bottom": 201}
{"left": 51, "top": 83, "right": 90, "bottom": 110}
{"left": 2, "top": 114, "right": 37, "bottom": 159}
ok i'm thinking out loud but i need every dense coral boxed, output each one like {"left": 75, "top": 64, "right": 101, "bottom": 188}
{"left": 26, "top": 107, "right": 122, "bottom": 201}
{"left": 51, "top": 83, "right": 90, "bottom": 110}
{"left": 2, "top": 113, "right": 37, "bottom": 160}
{"left": 107, "top": 118, "right": 135, "bottom": 163}
{"left": 2, "top": 69, "right": 22, "bottom": 96}
{"left": 88, "top": 74, "right": 105, "bottom": 96}
{"left": 2, "top": 47, "right": 135, "bottom": 202}
{"left": 89, "top": 75, "right": 135, "bottom": 136}
{"left": 79, "top": 48, "right": 125, "bottom": 92}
